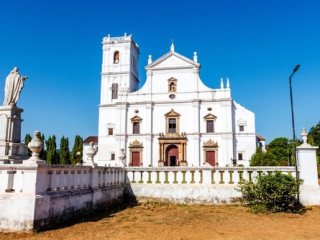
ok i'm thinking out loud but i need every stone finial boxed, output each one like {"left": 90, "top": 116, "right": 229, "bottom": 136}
{"left": 220, "top": 78, "right": 224, "bottom": 89}
{"left": 170, "top": 43, "right": 175, "bottom": 52}
{"left": 107, "top": 34, "right": 110, "bottom": 39}
{"left": 85, "top": 142, "right": 97, "bottom": 167}
{"left": 124, "top": 32, "right": 127, "bottom": 37}
{"left": 118, "top": 148, "right": 126, "bottom": 166}
{"left": 24, "top": 130, "right": 45, "bottom": 165}
{"left": 301, "top": 127, "right": 308, "bottom": 145}
{"left": 193, "top": 52, "right": 198, "bottom": 63}
{"left": 226, "top": 78, "right": 230, "bottom": 88}
{"left": 148, "top": 55, "right": 152, "bottom": 64}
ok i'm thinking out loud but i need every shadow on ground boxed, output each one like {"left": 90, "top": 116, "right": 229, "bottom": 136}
{"left": 35, "top": 188, "right": 138, "bottom": 233}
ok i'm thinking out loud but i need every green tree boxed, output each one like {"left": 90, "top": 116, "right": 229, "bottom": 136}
{"left": 39, "top": 133, "right": 46, "bottom": 160}
{"left": 250, "top": 147, "right": 268, "bottom": 166}
{"left": 250, "top": 137, "right": 302, "bottom": 166}
{"left": 267, "top": 137, "right": 292, "bottom": 166}
{"left": 24, "top": 133, "right": 32, "bottom": 157}
{"left": 308, "top": 121, "right": 320, "bottom": 163}
{"left": 59, "top": 136, "right": 71, "bottom": 165}
{"left": 71, "top": 135, "right": 83, "bottom": 165}
{"left": 46, "top": 135, "right": 59, "bottom": 164}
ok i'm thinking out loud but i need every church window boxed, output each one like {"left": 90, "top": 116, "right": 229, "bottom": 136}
{"left": 114, "top": 51, "right": 119, "bottom": 64}
{"left": 111, "top": 153, "right": 115, "bottom": 160}
{"left": 133, "top": 122, "right": 140, "bottom": 134}
{"left": 111, "top": 83, "right": 118, "bottom": 99}
{"left": 108, "top": 128, "right": 113, "bottom": 135}
{"left": 239, "top": 125, "right": 244, "bottom": 132}
{"left": 169, "top": 118, "right": 176, "bottom": 133}
{"left": 131, "top": 115, "right": 143, "bottom": 134}
{"left": 164, "top": 109, "right": 180, "bottom": 134}
{"left": 206, "top": 120, "right": 214, "bottom": 133}
{"left": 168, "top": 77, "right": 177, "bottom": 92}
{"left": 203, "top": 114, "right": 217, "bottom": 133}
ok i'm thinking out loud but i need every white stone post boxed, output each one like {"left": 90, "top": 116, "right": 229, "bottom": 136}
{"left": 296, "top": 128, "right": 318, "bottom": 187}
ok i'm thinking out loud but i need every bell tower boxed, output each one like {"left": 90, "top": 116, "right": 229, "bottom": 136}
{"left": 100, "top": 33, "right": 140, "bottom": 104}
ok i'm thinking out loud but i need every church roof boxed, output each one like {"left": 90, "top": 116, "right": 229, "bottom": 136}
{"left": 145, "top": 45, "right": 200, "bottom": 70}
{"left": 256, "top": 135, "right": 266, "bottom": 141}
{"left": 83, "top": 136, "right": 98, "bottom": 144}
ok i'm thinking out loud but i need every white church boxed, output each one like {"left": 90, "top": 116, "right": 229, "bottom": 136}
{"left": 96, "top": 34, "right": 256, "bottom": 167}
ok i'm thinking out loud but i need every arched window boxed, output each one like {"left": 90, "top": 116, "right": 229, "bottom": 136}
{"left": 168, "top": 77, "right": 177, "bottom": 92}
{"left": 114, "top": 51, "right": 119, "bottom": 64}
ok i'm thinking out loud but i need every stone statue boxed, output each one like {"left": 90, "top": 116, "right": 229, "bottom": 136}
{"left": 3, "top": 67, "right": 28, "bottom": 106}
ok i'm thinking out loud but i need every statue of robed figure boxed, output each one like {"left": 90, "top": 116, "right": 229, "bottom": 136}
{"left": 3, "top": 67, "right": 28, "bottom": 106}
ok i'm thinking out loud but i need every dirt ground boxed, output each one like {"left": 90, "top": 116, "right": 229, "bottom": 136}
{"left": 1, "top": 202, "right": 320, "bottom": 240}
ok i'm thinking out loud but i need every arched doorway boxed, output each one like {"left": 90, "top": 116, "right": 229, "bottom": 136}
{"left": 165, "top": 145, "right": 179, "bottom": 166}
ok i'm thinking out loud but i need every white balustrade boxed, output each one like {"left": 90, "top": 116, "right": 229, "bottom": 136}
{"left": 0, "top": 165, "right": 124, "bottom": 195}
{"left": 125, "top": 166, "right": 296, "bottom": 186}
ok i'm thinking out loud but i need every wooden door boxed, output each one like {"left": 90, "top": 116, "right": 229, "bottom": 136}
{"left": 167, "top": 146, "right": 179, "bottom": 166}
{"left": 206, "top": 151, "right": 215, "bottom": 166}
{"left": 132, "top": 152, "right": 140, "bottom": 166}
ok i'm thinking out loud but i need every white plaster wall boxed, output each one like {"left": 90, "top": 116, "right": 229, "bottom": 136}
{"left": 0, "top": 165, "right": 125, "bottom": 232}
{"left": 98, "top": 35, "right": 256, "bottom": 167}
{"left": 129, "top": 184, "right": 241, "bottom": 204}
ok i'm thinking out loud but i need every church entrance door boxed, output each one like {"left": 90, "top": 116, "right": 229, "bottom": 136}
{"left": 132, "top": 152, "right": 140, "bottom": 166}
{"left": 166, "top": 145, "right": 179, "bottom": 166}
{"left": 206, "top": 151, "right": 215, "bottom": 166}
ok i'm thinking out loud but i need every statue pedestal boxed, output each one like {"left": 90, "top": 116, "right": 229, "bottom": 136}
{"left": 0, "top": 105, "right": 28, "bottom": 164}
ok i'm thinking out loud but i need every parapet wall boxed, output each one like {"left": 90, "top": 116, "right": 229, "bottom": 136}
{"left": 0, "top": 165, "right": 125, "bottom": 231}
{"left": 125, "top": 166, "right": 297, "bottom": 204}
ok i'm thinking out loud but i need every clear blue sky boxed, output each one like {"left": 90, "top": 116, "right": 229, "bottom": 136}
{"left": 0, "top": 0, "right": 319, "bottom": 147}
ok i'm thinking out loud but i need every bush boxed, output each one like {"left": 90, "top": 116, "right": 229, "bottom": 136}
{"left": 238, "top": 171, "right": 303, "bottom": 213}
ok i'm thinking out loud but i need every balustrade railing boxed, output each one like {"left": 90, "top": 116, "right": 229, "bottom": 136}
{"left": 126, "top": 166, "right": 296, "bottom": 185}
{"left": 0, "top": 165, "right": 125, "bottom": 194}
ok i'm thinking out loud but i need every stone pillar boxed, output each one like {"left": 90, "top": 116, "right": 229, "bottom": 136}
{"left": 296, "top": 128, "right": 319, "bottom": 187}
{"left": 0, "top": 106, "right": 28, "bottom": 163}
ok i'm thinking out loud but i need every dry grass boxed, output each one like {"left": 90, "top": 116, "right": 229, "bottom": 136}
{"left": 1, "top": 202, "right": 320, "bottom": 240}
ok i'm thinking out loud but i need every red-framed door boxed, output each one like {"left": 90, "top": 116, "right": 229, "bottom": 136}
{"left": 166, "top": 145, "right": 179, "bottom": 166}
{"left": 132, "top": 152, "right": 140, "bottom": 166}
{"left": 206, "top": 151, "right": 215, "bottom": 166}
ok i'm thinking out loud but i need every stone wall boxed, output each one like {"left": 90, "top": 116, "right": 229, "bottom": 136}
{"left": 0, "top": 165, "right": 125, "bottom": 232}
{"left": 125, "top": 166, "right": 297, "bottom": 204}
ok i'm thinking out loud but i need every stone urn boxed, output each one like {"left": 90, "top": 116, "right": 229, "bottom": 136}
{"left": 84, "top": 142, "right": 97, "bottom": 167}
{"left": 24, "top": 130, "right": 45, "bottom": 165}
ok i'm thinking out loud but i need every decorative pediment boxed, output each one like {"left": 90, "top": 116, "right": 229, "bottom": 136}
{"left": 237, "top": 118, "right": 247, "bottom": 126}
{"left": 203, "top": 139, "right": 218, "bottom": 147}
{"left": 203, "top": 114, "right": 217, "bottom": 120}
{"left": 146, "top": 51, "right": 200, "bottom": 70}
{"left": 130, "top": 115, "right": 143, "bottom": 122}
{"left": 129, "top": 139, "right": 143, "bottom": 148}
{"left": 164, "top": 109, "right": 181, "bottom": 118}
{"left": 106, "top": 122, "right": 115, "bottom": 128}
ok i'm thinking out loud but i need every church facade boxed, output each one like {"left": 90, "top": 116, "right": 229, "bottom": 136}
{"left": 97, "top": 34, "right": 256, "bottom": 167}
